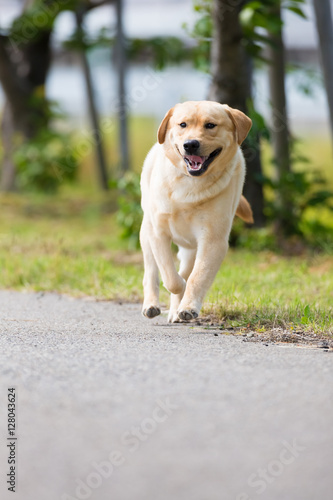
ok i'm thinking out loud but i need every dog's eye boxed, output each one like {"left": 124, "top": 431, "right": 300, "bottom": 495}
{"left": 179, "top": 122, "right": 187, "bottom": 128}
{"left": 205, "top": 123, "right": 216, "bottom": 129}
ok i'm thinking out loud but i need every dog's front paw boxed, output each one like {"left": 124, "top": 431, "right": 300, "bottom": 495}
{"left": 142, "top": 306, "right": 161, "bottom": 319}
{"left": 167, "top": 310, "right": 180, "bottom": 323}
{"left": 177, "top": 308, "right": 199, "bottom": 322}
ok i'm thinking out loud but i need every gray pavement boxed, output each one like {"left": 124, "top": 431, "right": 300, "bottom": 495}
{"left": 0, "top": 290, "right": 332, "bottom": 500}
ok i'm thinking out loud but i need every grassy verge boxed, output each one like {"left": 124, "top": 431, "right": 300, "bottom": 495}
{"left": 0, "top": 194, "right": 332, "bottom": 335}
{"left": 204, "top": 251, "right": 333, "bottom": 334}
{"left": 0, "top": 194, "right": 143, "bottom": 301}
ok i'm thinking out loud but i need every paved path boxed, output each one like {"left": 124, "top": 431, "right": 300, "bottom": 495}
{"left": 0, "top": 290, "right": 332, "bottom": 500}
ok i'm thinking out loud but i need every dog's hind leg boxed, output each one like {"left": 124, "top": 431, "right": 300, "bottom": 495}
{"left": 140, "top": 218, "right": 160, "bottom": 318}
{"left": 168, "top": 247, "right": 196, "bottom": 323}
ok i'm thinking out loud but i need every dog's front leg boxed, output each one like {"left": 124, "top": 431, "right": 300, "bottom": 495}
{"left": 176, "top": 238, "right": 229, "bottom": 322}
{"left": 149, "top": 230, "right": 186, "bottom": 297}
{"left": 168, "top": 247, "right": 196, "bottom": 323}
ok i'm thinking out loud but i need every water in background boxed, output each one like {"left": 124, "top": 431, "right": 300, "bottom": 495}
{"left": 49, "top": 59, "right": 329, "bottom": 131}
{"left": 0, "top": 57, "right": 329, "bottom": 133}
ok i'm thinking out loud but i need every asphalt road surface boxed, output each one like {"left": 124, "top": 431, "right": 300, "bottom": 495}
{"left": 0, "top": 290, "right": 332, "bottom": 500}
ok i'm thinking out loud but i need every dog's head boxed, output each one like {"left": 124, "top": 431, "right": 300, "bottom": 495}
{"left": 157, "top": 101, "right": 252, "bottom": 177}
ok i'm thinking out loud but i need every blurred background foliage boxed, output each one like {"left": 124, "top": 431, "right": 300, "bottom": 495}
{"left": 0, "top": 0, "right": 332, "bottom": 254}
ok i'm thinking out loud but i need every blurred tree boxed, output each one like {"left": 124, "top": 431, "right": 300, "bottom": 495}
{"left": 244, "top": 0, "right": 333, "bottom": 243}
{"left": 0, "top": 0, "right": 114, "bottom": 192}
{"left": 75, "top": 5, "right": 109, "bottom": 190}
{"left": 267, "top": 2, "right": 290, "bottom": 178}
{"left": 208, "top": 0, "right": 266, "bottom": 227}
{"left": 114, "top": 0, "right": 130, "bottom": 173}
{"left": 266, "top": 1, "right": 293, "bottom": 238}
{"left": 313, "top": 0, "right": 333, "bottom": 147}
{"left": 0, "top": 5, "right": 52, "bottom": 190}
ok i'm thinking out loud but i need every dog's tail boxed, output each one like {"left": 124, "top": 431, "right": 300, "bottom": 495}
{"left": 235, "top": 195, "right": 254, "bottom": 224}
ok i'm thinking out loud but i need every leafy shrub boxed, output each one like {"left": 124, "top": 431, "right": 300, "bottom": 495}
{"left": 230, "top": 221, "right": 277, "bottom": 251}
{"left": 263, "top": 169, "right": 333, "bottom": 238}
{"left": 111, "top": 172, "right": 143, "bottom": 250}
{"left": 14, "top": 128, "right": 77, "bottom": 193}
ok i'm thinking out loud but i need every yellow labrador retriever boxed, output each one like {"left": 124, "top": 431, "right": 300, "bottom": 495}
{"left": 140, "top": 100, "right": 253, "bottom": 323}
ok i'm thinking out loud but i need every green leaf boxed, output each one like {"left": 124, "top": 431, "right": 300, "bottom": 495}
{"left": 240, "top": 7, "right": 255, "bottom": 26}
{"left": 307, "top": 191, "right": 333, "bottom": 207}
{"left": 304, "top": 305, "right": 310, "bottom": 317}
{"left": 287, "top": 6, "right": 307, "bottom": 19}
{"left": 301, "top": 304, "right": 311, "bottom": 324}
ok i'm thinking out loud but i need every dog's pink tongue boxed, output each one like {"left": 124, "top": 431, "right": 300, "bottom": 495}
{"left": 189, "top": 155, "right": 204, "bottom": 163}
{"left": 187, "top": 155, "right": 206, "bottom": 169}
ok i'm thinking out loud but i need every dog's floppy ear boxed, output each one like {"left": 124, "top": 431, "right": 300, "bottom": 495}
{"left": 223, "top": 105, "right": 252, "bottom": 145}
{"left": 158, "top": 107, "right": 174, "bottom": 144}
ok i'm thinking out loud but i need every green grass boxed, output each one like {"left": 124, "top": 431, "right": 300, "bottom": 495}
{"left": 0, "top": 193, "right": 332, "bottom": 335}
{"left": 204, "top": 251, "right": 333, "bottom": 334}
{"left": 0, "top": 193, "right": 143, "bottom": 301}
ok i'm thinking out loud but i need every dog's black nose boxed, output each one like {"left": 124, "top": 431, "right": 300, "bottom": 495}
{"left": 183, "top": 140, "right": 200, "bottom": 154}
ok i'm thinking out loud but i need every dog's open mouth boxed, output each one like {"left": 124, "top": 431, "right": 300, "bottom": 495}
{"left": 183, "top": 148, "right": 222, "bottom": 176}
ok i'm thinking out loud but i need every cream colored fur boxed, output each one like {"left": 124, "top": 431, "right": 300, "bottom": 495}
{"left": 140, "top": 100, "right": 253, "bottom": 323}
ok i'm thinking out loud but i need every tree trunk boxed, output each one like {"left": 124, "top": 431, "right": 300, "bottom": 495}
{"left": 208, "top": 0, "right": 265, "bottom": 227}
{"left": 267, "top": 2, "right": 294, "bottom": 239}
{"left": 267, "top": 3, "right": 290, "bottom": 179}
{"left": 75, "top": 9, "right": 109, "bottom": 190}
{"left": 0, "top": 102, "right": 16, "bottom": 191}
{"left": 115, "top": 0, "right": 130, "bottom": 173}
{"left": 313, "top": 0, "right": 333, "bottom": 148}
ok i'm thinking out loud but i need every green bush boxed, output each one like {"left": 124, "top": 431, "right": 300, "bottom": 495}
{"left": 263, "top": 168, "right": 333, "bottom": 239}
{"left": 14, "top": 128, "right": 77, "bottom": 193}
{"left": 111, "top": 172, "right": 143, "bottom": 250}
